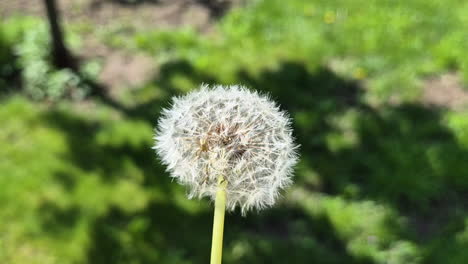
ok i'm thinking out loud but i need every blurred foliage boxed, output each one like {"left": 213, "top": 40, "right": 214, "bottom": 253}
{"left": 0, "top": 17, "right": 32, "bottom": 91}
{"left": 0, "top": 17, "right": 100, "bottom": 100}
{"left": 132, "top": 0, "right": 468, "bottom": 103}
{"left": 1, "top": 0, "right": 468, "bottom": 264}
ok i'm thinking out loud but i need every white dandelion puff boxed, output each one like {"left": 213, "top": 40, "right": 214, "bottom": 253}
{"left": 154, "top": 84, "right": 299, "bottom": 214}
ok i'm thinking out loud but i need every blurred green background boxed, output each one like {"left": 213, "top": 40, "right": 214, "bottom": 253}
{"left": 1, "top": 0, "right": 468, "bottom": 263}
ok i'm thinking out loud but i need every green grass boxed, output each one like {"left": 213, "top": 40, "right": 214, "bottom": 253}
{"left": 131, "top": 0, "right": 468, "bottom": 103}
{"left": 1, "top": 0, "right": 468, "bottom": 263}
{"left": 1, "top": 96, "right": 467, "bottom": 264}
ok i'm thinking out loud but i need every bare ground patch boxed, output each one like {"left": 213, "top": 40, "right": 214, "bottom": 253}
{"left": 422, "top": 73, "right": 468, "bottom": 110}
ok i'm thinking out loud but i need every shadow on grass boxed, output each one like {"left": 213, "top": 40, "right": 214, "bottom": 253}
{"left": 39, "top": 105, "right": 368, "bottom": 263}
{"left": 37, "top": 58, "right": 468, "bottom": 263}
{"left": 235, "top": 61, "right": 468, "bottom": 246}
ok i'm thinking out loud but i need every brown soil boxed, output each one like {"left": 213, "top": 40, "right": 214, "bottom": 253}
{"left": 1, "top": 0, "right": 237, "bottom": 30}
{"left": 422, "top": 73, "right": 468, "bottom": 110}
{"left": 99, "top": 52, "right": 156, "bottom": 97}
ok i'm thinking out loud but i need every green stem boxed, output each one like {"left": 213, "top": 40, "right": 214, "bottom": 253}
{"left": 210, "top": 177, "right": 227, "bottom": 264}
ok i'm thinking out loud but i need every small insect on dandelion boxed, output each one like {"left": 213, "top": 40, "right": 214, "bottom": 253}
{"left": 153, "top": 84, "right": 299, "bottom": 264}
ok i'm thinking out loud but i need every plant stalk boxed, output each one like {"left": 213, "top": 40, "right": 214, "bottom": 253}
{"left": 210, "top": 177, "right": 227, "bottom": 264}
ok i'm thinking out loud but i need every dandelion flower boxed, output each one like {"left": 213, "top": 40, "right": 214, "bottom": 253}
{"left": 154, "top": 84, "right": 298, "bottom": 214}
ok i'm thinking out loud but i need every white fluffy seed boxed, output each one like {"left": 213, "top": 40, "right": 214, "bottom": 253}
{"left": 154, "top": 84, "right": 298, "bottom": 214}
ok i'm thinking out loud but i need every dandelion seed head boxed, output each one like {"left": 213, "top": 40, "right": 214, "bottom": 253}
{"left": 154, "top": 84, "right": 298, "bottom": 214}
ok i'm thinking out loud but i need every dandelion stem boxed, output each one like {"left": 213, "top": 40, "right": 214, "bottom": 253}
{"left": 210, "top": 176, "right": 227, "bottom": 264}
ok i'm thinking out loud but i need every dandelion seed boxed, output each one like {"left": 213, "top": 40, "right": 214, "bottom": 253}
{"left": 154, "top": 84, "right": 299, "bottom": 263}
{"left": 154, "top": 84, "right": 299, "bottom": 214}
